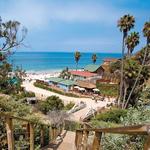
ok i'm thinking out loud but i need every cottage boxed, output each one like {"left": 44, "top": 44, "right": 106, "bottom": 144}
{"left": 84, "top": 64, "right": 104, "bottom": 76}
{"left": 58, "top": 79, "right": 76, "bottom": 92}
{"left": 47, "top": 77, "right": 75, "bottom": 92}
{"left": 69, "top": 70, "right": 97, "bottom": 81}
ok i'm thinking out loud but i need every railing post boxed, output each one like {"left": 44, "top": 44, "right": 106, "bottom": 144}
{"left": 75, "top": 130, "right": 83, "bottom": 149}
{"left": 40, "top": 125, "right": 44, "bottom": 147}
{"left": 49, "top": 126, "right": 53, "bottom": 144}
{"left": 25, "top": 123, "right": 30, "bottom": 140}
{"left": 29, "top": 123, "right": 34, "bottom": 150}
{"left": 92, "top": 132, "right": 102, "bottom": 150}
{"left": 54, "top": 127, "right": 57, "bottom": 140}
{"left": 82, "top": 130, "right": 89, "bottom": 150}
{"left": 144, "top": 135, "right": 150, "bottom": 150}
{"left": 5, "top": 117, "right": 14, "bottom": 150}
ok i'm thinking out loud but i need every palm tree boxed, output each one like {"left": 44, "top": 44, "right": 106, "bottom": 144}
{"left": 117, "top": 14, "right": 135, "bottom": 106}
{"left": 92, "top": 54, "right": 97, "bottom": 64}
{"left": 125, "top": 32, "right": 140, "bottom": 57}
{"left": 74, "top": 51, "right": 81, "bottom": 70}
{"left": 124, "top": 21, "right": 150, "bottom": 108}
{"left": 143, "top": 22, "right": 150, "bottom": 44}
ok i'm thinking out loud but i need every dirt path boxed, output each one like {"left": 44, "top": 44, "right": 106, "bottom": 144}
{"left": 22, "top": 81, "right": 113, "bottom": 121}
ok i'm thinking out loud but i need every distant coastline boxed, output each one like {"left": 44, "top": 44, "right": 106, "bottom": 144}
{"left": 9, "top": 52, "right": 121, "bottom": 72}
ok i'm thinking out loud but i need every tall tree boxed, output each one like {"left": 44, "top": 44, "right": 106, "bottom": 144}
{"left": 74, "top": 51, "right": 81, "bottom": 70}
{"left": 0, "top": 17, "right": 27, "bottom": 94}
{"left": 117, "top": 14, "right": 135, "bottom": 106}
{"left": 92, "top": 53, "right": 97, "bottom": 64}
{"left": 125, "top": 32, "right": 140, "bottom": 57}
{"left": 0, "top": 17, "right": 27, "bottom": 61}
{"left": 124, "top": 21, "right": 150, "bottom": 108}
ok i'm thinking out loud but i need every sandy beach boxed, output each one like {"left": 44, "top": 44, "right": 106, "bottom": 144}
{"left": 24, "top": 70, "right": 61, "bottom": 81}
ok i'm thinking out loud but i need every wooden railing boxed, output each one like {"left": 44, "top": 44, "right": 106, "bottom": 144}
{"left": 75, "top": 124, "right": 150, "bottom": 150}
{"left": 0, "top": 112, "right": 63, "bottom": 150}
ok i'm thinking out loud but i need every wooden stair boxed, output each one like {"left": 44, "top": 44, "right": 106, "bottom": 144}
{"left": 1, "top": 112, "right": 150, "bottom": 150}
{"left": 42, "top": 131, "right": 76, "bottom": 150}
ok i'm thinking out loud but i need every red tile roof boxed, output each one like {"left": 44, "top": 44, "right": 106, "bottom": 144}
{"left": 70, "top": 70, "right": 97, "bottom": 77}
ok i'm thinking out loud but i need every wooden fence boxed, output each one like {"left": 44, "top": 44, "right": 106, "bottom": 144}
{"left": 75, "top": 124, "right": 150, "bottom": 150}
{"left": 0, "top": 112, "right": 62, "bottom": 150}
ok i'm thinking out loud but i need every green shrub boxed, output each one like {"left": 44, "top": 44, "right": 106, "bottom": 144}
{"left": 64, "top": 120, "right": 80, "bottom": 131}
{"left": 38, "top": 96, "right": 64, "bottom": 114}
{"left": 0, "top": 96, "right": 31, "bottom": 117}
{"left": 64, "top": 101, "right": 75, "bottom": 110}
{"left": 94, "top": 108, "right": 127, "bottom": 123}
{"left": 90, "top": 120, "right": 120, "bottom": 128}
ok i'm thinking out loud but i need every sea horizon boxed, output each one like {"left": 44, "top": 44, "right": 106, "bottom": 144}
{"left": 9, "top": 51, "right": 121, "bottom": 72}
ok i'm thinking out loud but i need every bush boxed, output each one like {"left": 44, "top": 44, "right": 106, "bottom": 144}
{"left": 64, "top": 101, "right": 75, "bottom": 110}
{"left": 12, "top": 91, "right": 35, "bottom": 99}
{"left": 38, "top": 96, "right": 64, "bottom": 114}
{"left": 94, "top": 108, "right": 127, "bottom": 123}
{"left": 64, "top": 120, "right": 80, "bottom": 131}
{"left": 0, "top": 96, "right": 31, "bottom": 117}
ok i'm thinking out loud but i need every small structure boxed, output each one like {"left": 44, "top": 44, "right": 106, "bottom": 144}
{"left": 69, "top": 70, "right": 97, "bottom": 81}
{"left": 75, "top": 80, "right": 96, "bottom": 92}
{"left": 58, "top": 79, "right": 76, "bottom": 92}
{"left": 26, "top": 97, "right": 37, "bottom": 104}
{"left": 47, "top": 77, "right": 76, "bottom": 92}
{"left": 84, "top": 64, "right": 104, "bottom": 75}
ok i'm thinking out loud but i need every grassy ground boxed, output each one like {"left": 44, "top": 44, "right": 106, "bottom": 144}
{"left": 96, "top": 83, "right": 119, "bottom": 97}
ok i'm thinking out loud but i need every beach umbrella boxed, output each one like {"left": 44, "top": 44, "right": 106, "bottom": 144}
{"left": 74, "top": 86, "right": 80, "bottom": 89}
{"left": 79, "top": 87, "right": 86, "bottom": 91}
{"left": 93, "top": 88, "right": 100, "bottom": 92}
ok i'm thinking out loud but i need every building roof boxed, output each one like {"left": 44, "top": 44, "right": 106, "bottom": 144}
{"left": 84, "top": 64, "right": 100, "bottom": 72}
{"left": 70, "top": 70, "right": 97, "bottom": 77}
{"left": 47, "top": 77, "right": 64, "bottom": 83}
{"left": 101, "top": 64, "right": 110, "bottom": 72}
{"left": 59, "top": 80, "right": 76, "bottom": 86}
{"left": 103, "top": 58, "right": 118, "bottom": 63}
{"left": 76, "top": 80, "right": 96, "bottom": 89}
{"left": 47, "top": 77, "right": 75, "bottom": 86}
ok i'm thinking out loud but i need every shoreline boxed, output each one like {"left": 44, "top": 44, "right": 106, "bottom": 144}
{"left": 25, "top": 69, "right": 62, "bottom": 80}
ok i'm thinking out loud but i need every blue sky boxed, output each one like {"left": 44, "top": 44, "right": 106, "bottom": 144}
{"left": 0, "top": 0, "right": 150, "bottom": 53}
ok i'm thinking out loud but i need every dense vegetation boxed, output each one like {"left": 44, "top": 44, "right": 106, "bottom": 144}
{"left": 38, "top": 96, "right": 64, "bottom": 114}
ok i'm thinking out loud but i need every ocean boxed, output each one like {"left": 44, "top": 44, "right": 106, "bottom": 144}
{"left": 8, "top": 52, "right": 121, "bottom": 72}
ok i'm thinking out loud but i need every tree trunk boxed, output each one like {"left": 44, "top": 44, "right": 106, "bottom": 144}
{"left": 124, "top": 41, "right": 149, "bottom": 108}
{"left": 76, "top": 62, "right": 78, "bottom": 71}
{"left": 122, "top": 86, "right": 127, "bottom": 109}
{"left": 118, "top": 33, "right": 126, "bottom": 107}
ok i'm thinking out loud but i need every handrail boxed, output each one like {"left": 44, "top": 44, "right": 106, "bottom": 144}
{"left": 0, "top": 111, "right": 63, "bottom": 150}
{"left": 0, "top": 111, "right": 50, "bottom": 126}
{"left": 77, "top": 124, "right": 150, "bottom": 135}
{"left": 75, "top": 124, "right": 150, "bottom": 150}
